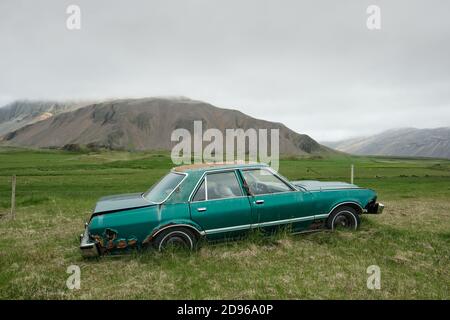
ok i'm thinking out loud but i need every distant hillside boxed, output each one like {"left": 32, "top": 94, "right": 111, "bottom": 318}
{"left": 1, "top": 97, "right": 333, "bottom": 155}
{"left": 323, "top": 127, "right": 450, "bottom": 159}
{"left": 0, "top": 100, "right": 90, "bottom": 136}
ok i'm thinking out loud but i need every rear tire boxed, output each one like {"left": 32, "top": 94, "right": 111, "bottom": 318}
{"left": 326, "top": 206, "right": 360, "bottom": 231}
{"left": 153, "top": 227, "right": 197, "bottom": 252}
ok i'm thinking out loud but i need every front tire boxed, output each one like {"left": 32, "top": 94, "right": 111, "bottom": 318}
{"left": 153, "top": 227, "right": 197, "bottom": 251}
{"left": 326, "top": 206, "right": 360, "bottom": 231}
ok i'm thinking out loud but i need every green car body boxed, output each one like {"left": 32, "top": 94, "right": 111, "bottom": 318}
{"left": 80, "top": 163, "right": 383, "bottom": 257}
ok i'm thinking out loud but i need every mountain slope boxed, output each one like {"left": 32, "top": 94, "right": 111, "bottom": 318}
{"left": 323, "top": 127, "right": 450, "bottom": 159}
{"left": 2, "top": 97, "right": 332, "bottom": 155}
{"left": 0, "top": 100, "right": 90, "bottom": 136}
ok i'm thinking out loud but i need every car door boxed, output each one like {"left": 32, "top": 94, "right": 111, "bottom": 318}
{"left": 189, "top": 170, "right": 252, "bottom": 240}
{"left": 240, "top": 168, "right": 315, "bottom": 232}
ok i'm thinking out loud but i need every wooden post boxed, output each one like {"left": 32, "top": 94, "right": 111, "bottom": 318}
{"left": 10, "top": 175, "right": 16, "bottom": 220}
{"left": 350, "top": 164, "right": 354, "bottom": 184}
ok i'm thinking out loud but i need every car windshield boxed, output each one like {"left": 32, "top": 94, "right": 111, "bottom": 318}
{"left": 143, "top": 172, "right": 185, "bottom": 203}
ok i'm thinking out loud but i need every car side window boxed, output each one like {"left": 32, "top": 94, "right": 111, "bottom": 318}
{"left": 192, "top": 179, "right": 206, "bottom": 202}
{"left": 206, "top": 171, "right": 243, "bottom": 200}
{"left": 242, "top": 168, "right": 293, "bottom": 195}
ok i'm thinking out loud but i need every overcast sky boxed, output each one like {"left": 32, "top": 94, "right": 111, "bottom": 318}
{"left": 1, "top": 0, "right": 449, "bottom": 141}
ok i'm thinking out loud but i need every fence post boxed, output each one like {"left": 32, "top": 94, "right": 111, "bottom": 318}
{"left": 350, "top": 164, "right": 354, "bottom": 184}
{"left": 10, "top": 175, "right": 16, "bottom": 220}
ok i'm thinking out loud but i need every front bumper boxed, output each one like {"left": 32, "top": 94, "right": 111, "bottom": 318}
{"left": 366, "top": 202, "right": 384, "bottom": 214}
{"left": 80, "top": 226, "right": 99, "bottom": 257}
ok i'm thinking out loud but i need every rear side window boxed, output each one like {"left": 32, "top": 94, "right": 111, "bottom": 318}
{"left": 207, "top": 171, "right": 243, "bottom": 200}
{"left": 191, "top": 171, "right": 243, "bottom": 201}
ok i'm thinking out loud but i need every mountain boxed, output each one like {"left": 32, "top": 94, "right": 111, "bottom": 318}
{"left": 323, "top": 127, "right": 450, "bottom": 159}
{"left": 0, "top": 100, "right": 90, "bottom": 136}
{"left": 1, "top": 97, "right": 332, "bottom": 155}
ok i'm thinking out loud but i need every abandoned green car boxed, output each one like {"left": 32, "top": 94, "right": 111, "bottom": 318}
{"left": 80, "top": 163, "right": 384, "bottom": 257}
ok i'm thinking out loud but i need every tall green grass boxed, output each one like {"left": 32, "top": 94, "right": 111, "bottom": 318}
{"left": 0, "top": 148, "right": 449, "bottom": 299}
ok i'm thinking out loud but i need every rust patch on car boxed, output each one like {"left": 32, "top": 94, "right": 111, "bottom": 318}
{"left": 106, "top": 241, "right": 114, "bottom": 250}
{"left": 142, "top": 223, "right": 176, "bottom": 245}
{"left": 127, "top": 238, "right": 137, "bottom": 247}
{"left": 92, "top": 234, "right": 104, "bottom": 248}
{"left": 104, "top": 228, "right": 118, "bottom": 250}
{"left": 308, "top": 220, "right": 325, "bottom": 230}
{"left": 92, "top": 229, "right": 140, "bottom": 253}
{"left": 104, "top": 228, "right": 117, "bottom": 239}
{"left": 173, "top": 161, "right": 253, "bottom": 172}
{"left": 116, "top": 239, "right": 127, "bottom": 249}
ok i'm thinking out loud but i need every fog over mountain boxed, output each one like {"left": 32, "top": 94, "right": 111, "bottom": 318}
{"left": 1, "top": 1, "right": 450, "bottom": 141}
{"left": 323, "top": 127, "right": 450, "bottom": 159}
{"left": 0, "top": 100, "right": 91, "bottom": 136}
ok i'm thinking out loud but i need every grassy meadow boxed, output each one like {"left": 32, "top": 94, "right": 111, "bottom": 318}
{"left": 0, "top": 147, "right": 449, "bottom": 299}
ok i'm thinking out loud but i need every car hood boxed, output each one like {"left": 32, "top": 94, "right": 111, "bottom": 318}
{"left": 292, "top": 180, "right": 361, "bottom": 191}
{"left": 93, "top": 193, "right": 154, "bottom": 214}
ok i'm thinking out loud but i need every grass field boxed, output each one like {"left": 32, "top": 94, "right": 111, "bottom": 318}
{"left": 0, "top": 147, "right": 449, "bottom": 299}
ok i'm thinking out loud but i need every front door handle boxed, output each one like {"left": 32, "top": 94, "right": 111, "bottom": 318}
{"left": 197, "top": 207, "right": 207, "bottom": 212}
{"left": 255, "top": 200, "right": 265, "bottom": 205}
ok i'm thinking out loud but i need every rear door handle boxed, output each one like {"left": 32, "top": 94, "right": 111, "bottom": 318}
{"left": 197, "top": 207, "right": 207, "bottom": 212}
{"left": 255, "top": 200, "right": 265, "bottom": 205}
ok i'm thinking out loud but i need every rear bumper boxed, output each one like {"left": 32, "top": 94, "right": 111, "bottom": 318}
{"left": 366, "top": 202, "right": 384, "bottom": 214}
{"left": 80, "top": 227, "right": 99, "bottom": 257}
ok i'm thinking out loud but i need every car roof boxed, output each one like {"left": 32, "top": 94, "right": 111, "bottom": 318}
{"left": 172, "top": 162, "right": 268, "bottom": 173}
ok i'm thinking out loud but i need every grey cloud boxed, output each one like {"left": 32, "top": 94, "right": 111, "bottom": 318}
{"left": 0, "top": 0, "right": 449, "bottom": 141}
